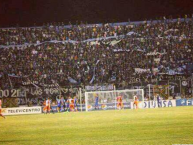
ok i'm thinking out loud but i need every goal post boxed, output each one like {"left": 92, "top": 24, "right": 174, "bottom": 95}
{"left": 85, "top": 89, "right": 144, "bottom": 111}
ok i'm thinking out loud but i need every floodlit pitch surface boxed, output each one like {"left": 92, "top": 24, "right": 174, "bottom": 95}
{"left": 0, "top": 107, "right": 193, "bottom": 145}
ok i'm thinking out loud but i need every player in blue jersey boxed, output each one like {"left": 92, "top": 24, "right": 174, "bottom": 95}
{"left": 94, "top": 94, "right": 99, "bottom": 110}
{"left": 66, "top": 96, "right": 70, "bottom": 112}
{"left": 57, "top": 97, "right": 61, "bottom": 112}
{"left": 60, "top": 96, "right": 65, "bottom": 111}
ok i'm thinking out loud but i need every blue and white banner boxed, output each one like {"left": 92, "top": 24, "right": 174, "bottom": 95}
{"left": 176, "top": 99, "right": 193, "bottom": 106}
{"left": 77, "top": 104, "right": 86, "bottom": 111}
{"left": 131, "top": 100, "right": 176, "bottom": 109}
{"left": 87, "top": 102, "right": 131, "bottom": 111}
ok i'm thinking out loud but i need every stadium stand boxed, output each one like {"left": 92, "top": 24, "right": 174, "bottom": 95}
{"left": 0, "top": 17, "right": 193, "bottom": 98}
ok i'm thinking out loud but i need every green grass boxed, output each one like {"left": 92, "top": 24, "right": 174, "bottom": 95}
{"left": 0, "top": 107, "right": 193, "bottom": 145}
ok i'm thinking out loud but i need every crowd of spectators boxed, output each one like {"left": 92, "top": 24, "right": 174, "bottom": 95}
{"left": 0, "top": 17, "right": 193, "bottom": 89}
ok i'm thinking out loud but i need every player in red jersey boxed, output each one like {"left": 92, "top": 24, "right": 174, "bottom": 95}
{"left": 117, "top": 95, "right": 123, "bottom": 110}
{"left": 0, "top": 99, "right": 5, "bottom": 119}
{"left": 45, "top": 98, "right": 51, "bottom": 114}
{"left": 133, "top": 94, "right": 139, "bottom": 109}
{"left": 69, "top": 97, "right": 75, "bottom": 112}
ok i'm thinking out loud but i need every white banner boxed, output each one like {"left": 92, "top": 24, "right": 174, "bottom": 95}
{"left": 110, "top": 40, "right": 121, "bottom": 46}
{"left": 85, "top": 84, "right": 114, "bottom": 91}
{"left": 146, "top": 52, "right": 166, "bottom": 56}
{"left": 131, "top": 100, "right": 176, "bottom": 109}
{"left": 154, "top": 58, "right": 160, "bottom": 62}
{"left": 135, "top": 68, "right": 150, "bottom": 73}
{"left": 153, "top": 68, "right": 159, "bottom": 73}
{"left": 1, "top": 106, "right": 42, "bottom": 116}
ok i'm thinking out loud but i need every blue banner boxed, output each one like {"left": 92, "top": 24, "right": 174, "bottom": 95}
{"left": 42, "top": 104, "right": 86, "bottom": 113}
{"left": 176, "top": 99, "right": 193, "bottom": 106}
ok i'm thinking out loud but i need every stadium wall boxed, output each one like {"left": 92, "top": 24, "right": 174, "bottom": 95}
{"left": 2, "top": 99, "right": 193, "bottom": 116}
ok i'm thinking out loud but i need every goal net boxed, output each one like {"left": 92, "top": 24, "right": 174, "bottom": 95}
{"left": 85, "top": 89, "right": 144, "bottom": 111}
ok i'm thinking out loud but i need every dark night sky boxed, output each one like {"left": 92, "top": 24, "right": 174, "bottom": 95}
{"left": 0, "top": 0, "right": 193, "bottom": 27}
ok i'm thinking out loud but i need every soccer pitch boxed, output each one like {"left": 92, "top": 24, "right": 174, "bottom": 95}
{"left": 0, "top": 107, "right": 193, "bottom": 145}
